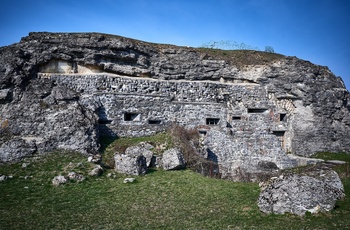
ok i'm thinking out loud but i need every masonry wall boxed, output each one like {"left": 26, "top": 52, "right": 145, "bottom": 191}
{"left": 38, "top": 72, "right": 296, "bottom": 179}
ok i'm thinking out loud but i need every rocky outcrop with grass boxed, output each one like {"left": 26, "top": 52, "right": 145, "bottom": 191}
{"left": 257, "top": 166, "right": 345, "bottom": 215}
{"left": 0, "top": 32, "right": 349, "bottom": 181}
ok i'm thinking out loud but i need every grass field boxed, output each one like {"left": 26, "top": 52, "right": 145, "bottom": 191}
{"left": 0, "top": 149, "right": 349, "bottom": 229}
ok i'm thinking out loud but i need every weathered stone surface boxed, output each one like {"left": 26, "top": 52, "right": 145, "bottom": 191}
{"left": 135, "top": 142, "right": 154, "bottom": 167}
{"left": 257, "top": 169, "right": 345, "bottom": 216}
{"left": 0, "top": 32, "right": 349, "bottom": 181}
{"left": 52, "top": 175, "right": 68, "bottom": 186}
{"left": 123, "top": 178, "right": 136, "bottom": 183}
{"left": 67, "top": 172, "right": 85, "bottom": 182}
{"left": 0, "top": 138, "right": 37, "bottom": 162}
{"left": 88, "top": 154, "right": 102, "bottom": 164}
{"left": 88, "top": 165, "right": 103, "bottom": 176}
{"left": 114, "top": 150, "right": 147, "bottom": 175}
{"left": 0, "top": 175, "right": 8, "bottom": 182}
{"left": 0, "top": 89, "right": 10, "bottom": 101}
{"left": 161, "top": 148, "right": 186, "bottom": 170}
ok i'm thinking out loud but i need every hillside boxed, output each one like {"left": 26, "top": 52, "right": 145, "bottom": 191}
{"left": 0, "top": 32, "right": 349, "bottom": 180}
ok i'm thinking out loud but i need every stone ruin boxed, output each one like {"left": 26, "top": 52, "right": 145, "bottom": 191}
{"left": 0, "top": 32, "right": 349, "bottom": 181}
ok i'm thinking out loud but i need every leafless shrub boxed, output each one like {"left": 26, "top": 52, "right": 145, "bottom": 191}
{"left": 170, "top": 124, "right": 220, "bottom": 178}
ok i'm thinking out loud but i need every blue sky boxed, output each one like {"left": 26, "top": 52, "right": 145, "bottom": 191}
{"left": 1, "top": 0, "right": 349, "bottom": 89}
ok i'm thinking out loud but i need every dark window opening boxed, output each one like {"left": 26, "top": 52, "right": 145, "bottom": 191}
{"left": 248, "top": 108, "right": 268, "bottom": 113}
{"left": 206, "top": 118, "right": 220, "bottom": 125}
{"left": 98, "top": 119, "right": 112, "bottom": 125}
{"left": 280, "top": 113, "right": 287, "bottom": 122}
{"left": 124, "top": 112, "right": 140, "bottom": 121}
{"left": 198, "top": 130, "right": 207, "bottom": 136}
{"left": 232, "top": 116, "right": 241, "bottom": 120}
{"left": 272, "top": 131, "right": 285, "bottom": 136}
{"left": 148, "top": 120, "right": 162, "bottom": 125}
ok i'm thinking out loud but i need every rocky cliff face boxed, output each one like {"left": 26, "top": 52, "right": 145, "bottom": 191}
{"left": 0, "top": 32, "right": 349, "bottom": 179}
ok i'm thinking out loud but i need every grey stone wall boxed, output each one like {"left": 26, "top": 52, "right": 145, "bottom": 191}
{"left": 38, "top": 72, "right": 297, "bottom": 180}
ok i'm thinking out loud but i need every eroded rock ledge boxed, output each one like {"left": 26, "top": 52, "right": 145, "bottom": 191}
{"left": 0, "top": 32, "right": 349, "bottom": 180}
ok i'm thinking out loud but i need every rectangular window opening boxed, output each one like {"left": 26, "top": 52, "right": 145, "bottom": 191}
{"left": 148, "top": 120, "right": 162, "bottom": 125}
{"left": 206, "top": 118, "right": 220, "bottom": 125}
{"left": 232, "top": 116, "right": 241, "bottom": 120}
{"left": 98, "top": 119, "right": 112, "bottom": 125}
{"left": 124, "top": 112, "right": 141, "bottom": 121}
{"left": 198, "top": 130, "right": 207, "bottom": 136}
{"left": 272, "top": 131, "right": 285, "bottom": 137}
{"left": 248, "top": 108, "right": 268, "bottom": 113}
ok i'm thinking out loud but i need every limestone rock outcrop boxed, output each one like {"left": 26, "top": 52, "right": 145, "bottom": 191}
{"left": 88, "top": 165, "right": 103, "bottom": 176}
{"left": 0, "top": 32, "right": 349, "bottom": 180}
{"left": 257, "top": 168, "right": 345, "bottom": 215}
{"left": 161, "top": 148, "right": 186, "bottom": 170}
{"left": 114, "top": 149, "right": 147, "bottom": 176}
{"left": 67, "top": 172, "right": 85, "bottom": 182}
{"left": 52, "top": 175, "right": 68, "bottom": 186}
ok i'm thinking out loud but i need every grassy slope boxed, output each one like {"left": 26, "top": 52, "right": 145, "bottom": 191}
{"left": 0, "top": 149, "right": 349, "bottom": 229}
{"left": 196, "top": 48, "right": 285, "bottom": 67}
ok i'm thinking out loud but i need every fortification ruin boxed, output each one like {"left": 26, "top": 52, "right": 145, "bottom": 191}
{"left": 37, "top": 60, "right": 298, "bottom": 179}
{"left": 0, "top": 32, "right": 349, "bottom": 181}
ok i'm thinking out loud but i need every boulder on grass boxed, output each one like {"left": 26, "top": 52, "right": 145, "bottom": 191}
{"left": 257, "top": 168, "right": 345, "bottom": 216}
{"left": 52, "top": 175, "right": 68, "bottom": 186}
{"left": 87, "top": 154, "right": 102, "bottom": 164}
{"left": 114, "top": 150, "right": 147, "bottom": 176}
{"left": 123, "top": 178, "right": 136, "bottom": 183}
{"left": 125, "top": 144, "right": 154, "bottom": 167}
{"left": 136, "top": 142, "right": 153, "bottom": 167}
{"left": 161, "top": 148, "right": 186, "bottom": 170}
{"left": 0, "top": 175, "right": 8, "bottom": 182}
{"left": 88, "top": 165, "right": 103, "bottom": 176}
{"left": 67, "top": 172, "right": 85, "bottom": 182}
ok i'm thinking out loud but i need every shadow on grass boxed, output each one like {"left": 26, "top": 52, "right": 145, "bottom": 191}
{"left": 99, "top": 135, "right": 119, "bottom": 153}
{"left": 147, "top": 168, "right": 158, "bottom": 174}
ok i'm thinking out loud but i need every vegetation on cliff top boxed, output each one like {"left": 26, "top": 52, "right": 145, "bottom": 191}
{"left": 197, "top": 48, "right": 285, "bottom": 67}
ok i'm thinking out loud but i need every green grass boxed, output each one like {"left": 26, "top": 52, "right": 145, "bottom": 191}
{"left": 196, "top": 48, "right": 285, "bottom": 67}
{"left": 312, "top": 152, "right": 350, "bottom": 162}
{"left": 311, "top": 151, "right": 350, "bottom": 182}
{"left": 1, "top": 150, "right": 350, "bottom": 229}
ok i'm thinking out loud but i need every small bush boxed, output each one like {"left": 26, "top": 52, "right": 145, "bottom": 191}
{"left": 170, "top": 125, "right": 221, "bottom": 178}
